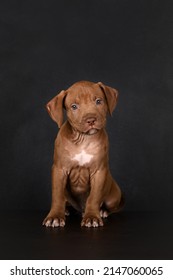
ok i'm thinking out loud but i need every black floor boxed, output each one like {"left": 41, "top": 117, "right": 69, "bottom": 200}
{"left": 0, "top": 210, "right": 173, "bottom": 260}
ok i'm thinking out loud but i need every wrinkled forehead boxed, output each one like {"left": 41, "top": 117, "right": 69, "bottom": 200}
{"left": 65, "top": 82, "right": 105, "bottom": 105}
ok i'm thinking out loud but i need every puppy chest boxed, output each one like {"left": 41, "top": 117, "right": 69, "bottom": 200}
{"left": 72, "top": 150, "right": 93, "bottom": 166}
{"left": 68, "top": 167, "right": 90, "bottom": 194}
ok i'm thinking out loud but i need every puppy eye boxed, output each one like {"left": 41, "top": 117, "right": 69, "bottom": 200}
{"left": 95, "top": 98, "right": 102, "bottom": 105}
{"left": 71, "top": 104, "right": 78, "bottom": 110}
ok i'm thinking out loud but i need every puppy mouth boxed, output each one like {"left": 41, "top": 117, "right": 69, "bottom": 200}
{"left": 70, "top": 118, "right": 105, "bottom": 135}
{"left": 86, "top": 128, "right": 99, "bottom": 135}
{"left": 82, "top": 122, "right": 104, "bottom": 135}
{"left": 84, "top": 123, "right": 103, "bottom": 135}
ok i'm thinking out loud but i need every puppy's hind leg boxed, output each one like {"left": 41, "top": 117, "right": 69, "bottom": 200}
{"left": 103, "top": 179, "right": 124, "bottom": 216}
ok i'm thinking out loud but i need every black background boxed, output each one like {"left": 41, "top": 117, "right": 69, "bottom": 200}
{"left": 0, "top": 0, "right": 173, "bottom": 260}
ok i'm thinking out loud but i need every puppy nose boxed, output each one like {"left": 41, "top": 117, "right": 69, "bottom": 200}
{"left": 86, "top": 117, "right": 96, "bottom": 125}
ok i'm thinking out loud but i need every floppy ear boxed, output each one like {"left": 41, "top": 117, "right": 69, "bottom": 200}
{"left": 98, "top": 82, "right": 119, "bottom": 115}
{"left": 46, "top": 90, "right": 67, "bottom": 128}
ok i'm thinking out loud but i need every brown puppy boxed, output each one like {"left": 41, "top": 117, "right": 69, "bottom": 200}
{"left": 43, "top": 81, "right": 123, "bottom": 227}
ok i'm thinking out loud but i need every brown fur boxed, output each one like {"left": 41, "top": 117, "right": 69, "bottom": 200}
{"left": 43, "top": 81, "right": 123, "bottom": 227}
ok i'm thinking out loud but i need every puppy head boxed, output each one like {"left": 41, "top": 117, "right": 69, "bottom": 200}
{"left": 46, "top": 81, "right": 118, "bottom": 134}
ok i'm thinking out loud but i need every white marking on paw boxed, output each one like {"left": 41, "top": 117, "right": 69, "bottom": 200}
{"left": 52, "top": 219, "right": 59, "bottom": 227}
{"left": 72, "top": 150, "right": 93, "bottom": 166}
{"left": 86, "top": 221, "right": 91, "bottom": 227}
{"left": 100, "top": 210, "right": 108, "bottom": 218}
{"left": 60, "top": 219, "right": 65, "bottom": 227}
{"left": 45, "top": 220, "right": 51, "bottom": 227}
{"left": 93, "top": 220, "right": 99, "bottom": 227}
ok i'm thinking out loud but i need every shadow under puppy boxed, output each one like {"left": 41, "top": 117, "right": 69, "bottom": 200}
{"left": 43, "top": 81, "right": 123, "bottom": 227}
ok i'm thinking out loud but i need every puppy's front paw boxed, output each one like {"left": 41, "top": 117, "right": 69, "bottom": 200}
{"left": 42, "top": 214, "right": 65, "bottom": 228}
{"left": 81, "top": 215, "right": 103, "bottom": 227}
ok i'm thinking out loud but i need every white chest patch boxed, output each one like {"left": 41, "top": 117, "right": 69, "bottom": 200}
{"left": 72, "top": 150, "right": 93, "bottom": 166}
